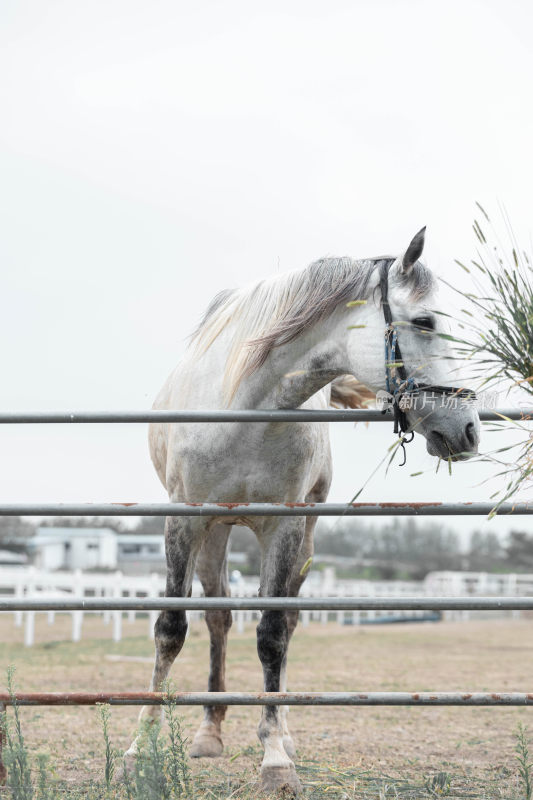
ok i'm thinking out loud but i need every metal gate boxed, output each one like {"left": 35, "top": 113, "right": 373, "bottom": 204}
{"left": 1, "top": 405, "right": 532, "bottom": 780}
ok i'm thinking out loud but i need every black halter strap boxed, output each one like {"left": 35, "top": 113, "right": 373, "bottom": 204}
{"left": 378, "top": 260, "right": 476, "bottom": 465}
{"left": 379, "top": 260, "right": 411, "bottom": 439}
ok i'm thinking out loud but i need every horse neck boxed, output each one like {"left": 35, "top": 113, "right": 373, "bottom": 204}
{"left": 234, "top": 313, "right": 354, "bottom": 410}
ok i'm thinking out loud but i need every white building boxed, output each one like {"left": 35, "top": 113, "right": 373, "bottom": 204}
{"left": 27, "top": 527, "right": 118, "bottom": 570}
{"left": 116, "top": 534, "right": 165, "bottom": 574}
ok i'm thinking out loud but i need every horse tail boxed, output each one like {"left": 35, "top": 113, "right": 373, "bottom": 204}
{"left": 329, "top": 374, "right": 375, "bottom": 409}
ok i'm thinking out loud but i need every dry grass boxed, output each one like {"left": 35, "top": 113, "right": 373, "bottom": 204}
{"left": 0, "top": 612, "right": 532, "bottom": 796}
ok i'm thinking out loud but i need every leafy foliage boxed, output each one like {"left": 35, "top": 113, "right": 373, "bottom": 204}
{"left": 313, "top": 518, "right": 507, "bottom": 579}
{"left": 2, "top": 666, "right": 33, "bottom": 800}
{"left": 515, "top": 723, "right": 533, "bottom": 800}
{"left": 444, "top": 205, "right": 533, "bottom": 507}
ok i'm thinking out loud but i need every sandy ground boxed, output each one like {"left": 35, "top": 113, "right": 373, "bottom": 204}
{"left": 0, "top": 612, "right": 532, "bottom": 795}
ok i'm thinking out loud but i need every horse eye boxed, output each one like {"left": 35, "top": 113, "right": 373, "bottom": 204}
{"left": 411, "top": 317, "right": 434, "bottom": 331}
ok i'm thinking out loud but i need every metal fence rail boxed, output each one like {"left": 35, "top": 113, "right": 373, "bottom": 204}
{"left": 1, "top": 691, "right": 532, "bottom": 707}
{"left": 0, "top": 501, "right": 530, "bottom": 516}
{"left": 0, "top": 407, "right": 530, "bottom": 423}
{"left": 2, "top": 596, "right": 533, "bottom": 612}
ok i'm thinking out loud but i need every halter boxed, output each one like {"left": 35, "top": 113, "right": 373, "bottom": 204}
{"left": 379, "top": 260, "right": 476, "bottom": 465}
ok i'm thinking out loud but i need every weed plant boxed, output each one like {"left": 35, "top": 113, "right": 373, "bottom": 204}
{"left": 437, "top": 204, "right": 533, "bottom": 509}
{"left": 514, "top": 723, "right": 532, "bottom": 800}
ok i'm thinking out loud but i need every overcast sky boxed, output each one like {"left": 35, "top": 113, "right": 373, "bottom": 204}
{"left": 1, "top": 0, "right": 532, "bottom": 543}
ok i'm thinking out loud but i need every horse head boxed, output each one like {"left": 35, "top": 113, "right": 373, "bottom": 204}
{"left": 346, "top": 228, "right": 480, "bottom": 461}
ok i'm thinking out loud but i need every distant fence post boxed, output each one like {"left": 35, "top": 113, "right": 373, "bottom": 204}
{"left": 24, "top": 611, "right": 35, "bottom": 647}
{"left": 102, "top": 580, "right": 111, "bottom": 626}
{"left": 14, "top": 578, "right": 23, "bottom": 627}
{"left": 71, "top": 569, "right": 83, "bottom": 642}
{"left": 72, "top": 610, "right": 83, "bottom": 643}
{"left": 127, "top": 588, "right": 136, "bottom": 624}
{"left": 46, "top": 571, "right": 55, "bottom": 626}
{"left": 508, "top": 574, "right": 521, "bottom": 620}
{"left": 112, "top": 572, "right": 123, "bottom": 643}
{"left": 24, "top": 567, "right": 36, "bottom": 647}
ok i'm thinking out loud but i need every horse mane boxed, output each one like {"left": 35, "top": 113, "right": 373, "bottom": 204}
{"left": 190, "top": 256, "right": 435, "bottom": 403}
{"left": 329, "top": 374, "right": 375, "bottom": 409}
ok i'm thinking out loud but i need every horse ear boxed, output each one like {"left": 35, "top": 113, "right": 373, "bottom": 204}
{"left": 401, "top": 227, "right": 426, "bottom": 274}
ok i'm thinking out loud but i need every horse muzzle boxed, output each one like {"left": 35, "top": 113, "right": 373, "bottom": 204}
{"left": 425, "top": 421, "right": 479, "bottom": 461}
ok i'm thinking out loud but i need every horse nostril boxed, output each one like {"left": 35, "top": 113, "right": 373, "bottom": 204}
{"left": 430, "top": 431, "right": 448, "bottom": 453}
{"left": 465, "top": 422, "right": 476, "bottom": 447}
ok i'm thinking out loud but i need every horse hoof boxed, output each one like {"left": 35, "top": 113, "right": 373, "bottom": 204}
{"left": 190, "top": 733, "right": 224, "bottom": 758}
{"left": 260, "top": 764, "right": 302, "bottom": 796}
{"left": 282, "top": 735, "right": 296, "bottom": 760}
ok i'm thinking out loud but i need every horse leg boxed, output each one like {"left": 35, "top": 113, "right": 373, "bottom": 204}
{"left": 124, "top": 515, "right": 208, "bottom": 764}
{"left": 279, "top": 470, "right": 330, "bottom": 762}
{"left": 256, "top": 516, "right": 306, "bottom": 796}
{"left": 190, "top": 523, "right": 233, "bottom": 758}
{"left": 279, "top": 515, "right": 317, "bottom": 761}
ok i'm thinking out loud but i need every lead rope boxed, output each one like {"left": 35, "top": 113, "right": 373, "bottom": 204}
{"left": 398, "top": 431, "right": 414, "bottom": 466}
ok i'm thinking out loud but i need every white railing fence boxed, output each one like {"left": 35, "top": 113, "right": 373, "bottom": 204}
{"left": 1, "top": 565, "right": 529, "bottom": 646}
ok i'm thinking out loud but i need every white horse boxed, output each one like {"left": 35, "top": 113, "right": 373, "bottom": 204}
{"left": 126, "top": 228, "right": 480, "bottom": 794}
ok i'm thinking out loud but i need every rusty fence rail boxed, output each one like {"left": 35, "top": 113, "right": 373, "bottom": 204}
{"left": 1, "top": 691, "right": 533, "bottom": 707}
{"left": 0, "top": 501, "right": 531, "bottom": 517}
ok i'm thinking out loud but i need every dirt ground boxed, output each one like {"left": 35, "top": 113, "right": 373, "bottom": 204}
{"left": 1, "top": 612, "right": 532, "bottom": 796}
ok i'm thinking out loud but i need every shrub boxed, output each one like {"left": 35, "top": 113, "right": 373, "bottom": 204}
{"left": 444, "top": 205, "right": 533, "bottom": 510}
